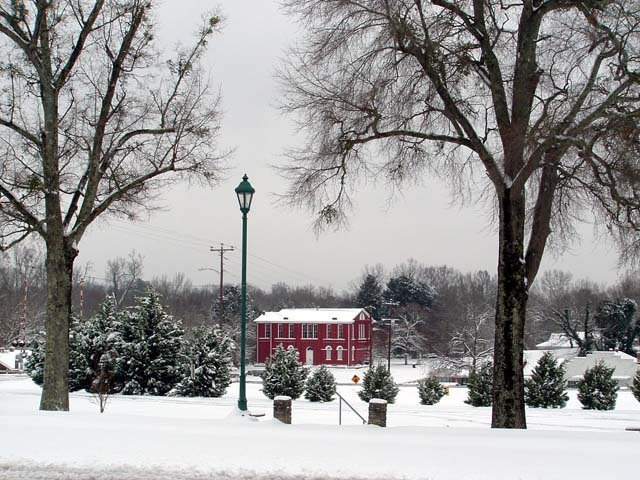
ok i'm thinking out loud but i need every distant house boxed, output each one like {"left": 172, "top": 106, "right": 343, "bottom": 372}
{"left": 254, "top": 308, "right": 372, "bottom": 366}
{"left": 564, "top": 351, "right": 638, "bottom": 387}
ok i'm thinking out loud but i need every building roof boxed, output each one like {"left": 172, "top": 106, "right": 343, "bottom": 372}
{"left": 254, "top": 308, "right": 367, "bottom": 324}
{"left": 536, "top": 332, "right": 585, "bottom": 349}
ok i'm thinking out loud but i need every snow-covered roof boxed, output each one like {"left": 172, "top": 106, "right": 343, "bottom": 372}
{"left": 536, "top": 332, "right": 584, "bottom": 349}
{"left": 254, "top": 308, "right": 367, "bottom": 324}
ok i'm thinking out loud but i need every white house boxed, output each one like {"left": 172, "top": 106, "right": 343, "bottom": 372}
{"left": 563, "top": 351, "right": 638, "bottom": 387}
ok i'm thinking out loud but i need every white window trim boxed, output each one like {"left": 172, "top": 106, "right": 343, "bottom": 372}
{"left": 336, "top": 346, "right": 343, "bottom": 361}
{"left": 325, "top": 346, "right": 332, "bottom": 361}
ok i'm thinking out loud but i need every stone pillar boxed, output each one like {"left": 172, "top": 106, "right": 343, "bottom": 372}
{"left": 368, "top": 398, "right": 387, "bottom": 427}
{"left": 274, "top": 396, "right": 292, "bottom": 424}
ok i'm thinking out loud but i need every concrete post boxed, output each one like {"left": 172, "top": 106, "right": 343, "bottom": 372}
{"left": 368, "top": 398, "right": 387, "bottom": 427}
{"left": 274, "top": 396, "right": 292, "bottom": 424}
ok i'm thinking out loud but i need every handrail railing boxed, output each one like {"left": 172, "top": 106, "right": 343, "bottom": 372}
{"left": 336, "top": 391, "right": 366, "bottom": 425}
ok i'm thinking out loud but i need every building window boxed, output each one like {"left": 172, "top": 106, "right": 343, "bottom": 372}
{"left": 326, "top": 324, "right": 331, "bottom": 339}
{"left": 359, "top": 324, "right": 366, "bottom": 339}
{"left": 336, "top": 346, "right": 343, "bottom": 361}
{"left": 351, "top": 346, "right": 355, "bottom": 361}
{"left": 302, "top": 324, "right": 318, "bottom": 339}
{"left": 264, "top": 324, "right": 271, "bottom": 338}
{"left": 360, "top": 312, "right": 365, "bottom": 320}
{"left": 325, "top": 346, "right": 332, "bottom": 361}
{"left": 277, "top": 323, "right": 284, "bottom": 338}
{"left": 288, "top": 324, "right": 295, "bottom": 338}
{"left": 337, "top": 324, "right": 344, "bottom": 339}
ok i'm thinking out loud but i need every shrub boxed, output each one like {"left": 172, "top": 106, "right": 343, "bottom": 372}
{"left": 262, "top": 345, "right": 308, "bottom": 400}
{"left": 465, "top": 362, "right": 493, "bottom": 407}
{"left": 358, "top": 365, "right": 399, "bottom": 404}
{"left": 417, "top": 376, "right": 446, "bottom": 405}
{"left": 525, "top": 352, "right": 569, "bottom": 408}
{"left": 305, "top": 365, "right": 337, "bottom": 402}
{"left": 174, "top": 326, "right": 234, "bottom": 397}
{"left": 577, "top": 361, "right": 619, "bottom": 410}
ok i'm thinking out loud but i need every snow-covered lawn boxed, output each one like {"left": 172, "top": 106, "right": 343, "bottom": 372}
{"left": 1, "top": 373, "right": 639, "bottom": 479}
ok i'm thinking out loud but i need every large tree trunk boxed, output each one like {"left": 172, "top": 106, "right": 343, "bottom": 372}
{"left": 492, "top": 188, "right": 528, "bottom": 429}
{"left": 39, "top": 236, "right": 77, "bottom": 411}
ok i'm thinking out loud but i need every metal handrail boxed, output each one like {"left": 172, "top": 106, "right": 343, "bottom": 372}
{"left": 336, "top": 391, "right": 366, "bottom": 425}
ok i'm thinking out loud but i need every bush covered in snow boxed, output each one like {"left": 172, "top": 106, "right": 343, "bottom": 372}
{"left": 26, "top": 292, "right": 188, "bottom": 397}
{"left": 632, "top": 370, "right": 640, "bottom": 404}
{"left": 525, "top": 352, "right": 568, "bottom": 408}
{"left": 262, "top": 345, "right": 308, "bottom": 400}
{"left": 417, "top": 376, "right": 446, "bottom": 405}
{"left": 305, "top": 365, "right": 337, "bottom": 402}
{"left": 174, "top": 326, "right": 234, "bottom": 397}
{"left": 465, "top": 362, "right": 493, "bottom": 407}
{"left": 577, "top": 361, "right": 619, "bottom": 410}
{"left": 358, "top": 364, "right": 399, "bottom": 404}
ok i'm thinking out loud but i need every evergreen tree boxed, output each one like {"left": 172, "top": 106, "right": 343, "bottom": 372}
{"left": 174, "top": 326, "right": 234, "bottom": 397}
{"left": 385, "top": 274, "right": 435, "bottom": 308}
{"left": 25, "top": 332, "right": 45, "bottom": 385}
{"left": 595, "top": 298, "right": 639, "bottom": 355}
{"left": 358, "top": 365, "right": 400, "bottom": 403}
{"left": 356, "top": 274, "right": 384, "bottom": 320}
{"left": 304, "top": 365, "right": 337, "bottom": 402}
{"left": 417, "top": 376, "right": 446, "bottom": 405}
{"left": 631, "top": 370, "right": 640, "bottom": 404}
{"left": 118, "top": 291, "right": 184, "bottom": 396}
{"left": 25, "top": 316, "right": 90, "bottom": 392}
{"left": 262, "top": 345, "right": 308, "bottom": 400}
{"left": 525, "top": 352, "right": 569, "bottom": 408}
{"left": 77, "top": 296, "right": 121, "bottom": 393}
{"left": 465, "top": 362, "right": 493, "bottom": 407}
{"left": 577, "top": 361, "right": 619, "bottom": 410}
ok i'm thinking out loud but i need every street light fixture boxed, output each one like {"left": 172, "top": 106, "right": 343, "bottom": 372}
{"left": 235, "top": 174, "right": 255, "bottom": 412}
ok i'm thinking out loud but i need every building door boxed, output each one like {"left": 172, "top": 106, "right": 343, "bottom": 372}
{"left": 306, "top": 347, "right": 314, "bottom": 365}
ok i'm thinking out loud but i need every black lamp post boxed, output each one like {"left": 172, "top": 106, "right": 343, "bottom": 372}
{"left": 234, "top": 174, "right": 255, "bottom": 411}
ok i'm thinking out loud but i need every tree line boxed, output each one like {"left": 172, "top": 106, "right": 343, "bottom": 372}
{"left": 4, "top": 248, "right": 638, "bottom": 368}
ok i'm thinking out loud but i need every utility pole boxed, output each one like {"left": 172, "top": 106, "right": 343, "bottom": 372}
{"left": 210, "top": 243, "right": 234, "bottom": 322}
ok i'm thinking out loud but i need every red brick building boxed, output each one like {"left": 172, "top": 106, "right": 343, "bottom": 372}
{"left": 254, "top": 308, "right": 372, "bottom": 366}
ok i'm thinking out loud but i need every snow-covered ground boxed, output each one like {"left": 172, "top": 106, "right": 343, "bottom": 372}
{"left": 1, "top": 371, "right": 639, "bottom": 480}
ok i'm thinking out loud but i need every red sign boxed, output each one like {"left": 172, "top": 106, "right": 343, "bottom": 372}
{"left": 352, "top": 375, "right": 360, "bottom": 384}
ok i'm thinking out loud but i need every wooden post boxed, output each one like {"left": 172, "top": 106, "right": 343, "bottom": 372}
{"left": 274, "top": 396, "right": 292, "bottom": 424}
{"left": 368, "top": 398, "right": 387, "bottom": 427}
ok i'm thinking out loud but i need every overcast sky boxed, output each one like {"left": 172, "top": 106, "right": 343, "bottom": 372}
{"left": 76, "top": 0, "right": 621, "bottom": 293}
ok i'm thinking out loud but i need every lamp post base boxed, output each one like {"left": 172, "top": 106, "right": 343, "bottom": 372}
{"left": 238, "top": 398, "right": 247, "bottom": 411}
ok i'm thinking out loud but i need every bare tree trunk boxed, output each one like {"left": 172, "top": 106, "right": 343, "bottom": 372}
{"left": 492, "top": 189, "right": 527, "bottom": 429}
{"left": 39, "top": 236, "right": 76, "bottom": 411}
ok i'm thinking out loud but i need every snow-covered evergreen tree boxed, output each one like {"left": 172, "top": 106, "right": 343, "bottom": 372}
{"left": 358, "top": 365, "right": 400, "bottom": 403}
{"left": 525, "top": 352, "right": 569, "bottom": 408}
{"left": 174, "top": 326, "right": 234, "bottom": 397}
{"left": 577, "top": 361, "right": 619, "bottom": 410}
{"left": 25, "top": 332, "right": 45, "bottom": 385}
{"left": 118, "top": 290, "right": 184, "bottom": 396}
{"left": 465, "top": 362, "right": 493, "bottom": 407}
{"left": 417, "top": 376, "right": 446, "bottom": 405}
{"left": 356, "top": 274, "right": 384, "bottom": 320}
{"left": 26, "top": 316, "right": 90, "bottom": 392}
{"left": 632, "top": 370, "right": 640, "bottom": 404}
{"left": 261, "top": 345, "right": 308, "bottom": 400}
{"left": 77, "top": 296, "right": 121, "bottom": 393}
{"left": 304, "top": 365, "right": 337, "bottom": 402}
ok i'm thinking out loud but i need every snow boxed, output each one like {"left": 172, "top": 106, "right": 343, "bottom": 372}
{"left": 369, "top": 398, "right": 387, "bottom": 404}
{"left": 274, "top": 395, "right": 291, "bottom": 401}
{"left": 1, "top": 373, "right": 639, "bottom": 479}
{"left": 254, "top": 308, "right": 365, "bottom": 324}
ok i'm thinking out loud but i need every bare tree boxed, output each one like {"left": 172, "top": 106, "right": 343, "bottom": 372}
{"left": 278, "top": 0, "right": 640, "bottom": 427}
{"left": 392, "top": 311, "right": 428, "bottom": 364}
{"left": 106, "top": 250, "right": 144, "bottom": 307}
{"left": 450, "top": 307, "right": 494, "bottom": 372}
{"left": 0, "top": 1, "right": 227, "bottom": 411}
